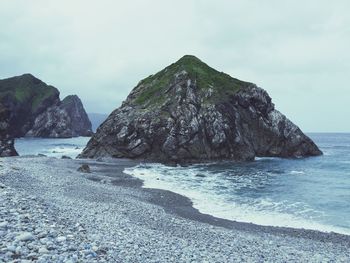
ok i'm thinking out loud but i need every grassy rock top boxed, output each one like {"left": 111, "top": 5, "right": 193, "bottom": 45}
{"left": 0, "top": 74, "right": 59, "bottom": 113}
{"left": 132, "top": 55, "right": 252, "bottom": 106}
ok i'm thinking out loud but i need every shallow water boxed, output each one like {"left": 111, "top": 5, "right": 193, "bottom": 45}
{"left": 124, "top": 133, "right": 350, "bottom": 235}
{"left": 15, "top": 137, "right": 90, "bottom": 158}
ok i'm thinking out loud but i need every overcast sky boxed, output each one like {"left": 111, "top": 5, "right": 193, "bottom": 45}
{"left": 0, "top": 0, "right": 349, "bottom": 132}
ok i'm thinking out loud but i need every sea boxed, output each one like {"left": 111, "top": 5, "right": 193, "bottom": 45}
{"left": 15, "top": 133, "right": 350, "bottom": 235}
{"left": 15, "top": 137, "right": 90, "bottom": 159}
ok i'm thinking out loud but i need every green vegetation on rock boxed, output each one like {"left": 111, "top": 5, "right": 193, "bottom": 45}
{"left": 0, "top": 74, "right": 58, "bottom": 113}
{"left": 134, "top": 55, "right": 251, "bottom": 105}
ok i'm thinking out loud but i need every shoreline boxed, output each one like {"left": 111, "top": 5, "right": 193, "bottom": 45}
{"left": 88, "top": 158, "right": 350, "bottom": 244}
{"left": 1, "top": 156, "right": 349, "bottom": 262}
{"left": 123, "top": 163, "right": 350, "bottom": 238}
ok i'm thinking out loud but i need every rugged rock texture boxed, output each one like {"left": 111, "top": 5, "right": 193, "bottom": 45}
{"left": 0, "top": 104, "right": 18, "bottom": 157}
{"left": 26, "top": 95, "right": 93, "bottom": 138}
{"left": 0, "top": 74, "right": 60, "bottom": 137}
{"left": 79, "top": 55, "right": 322, "bottom": 163}
{"left": 0, "top": 74, "right": 92, "bottom": 138}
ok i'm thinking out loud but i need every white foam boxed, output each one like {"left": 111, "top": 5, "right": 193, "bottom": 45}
{"left": 124, "top": 164, "right": 350, "bottom": 236}
{"left": 15, "top": 137, "right": 90, "bottom": 158}
{"left": 290, "top": 170, "right": 305, "bottom": 175}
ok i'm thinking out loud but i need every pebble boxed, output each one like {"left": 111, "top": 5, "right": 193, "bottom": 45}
{"left": 38, "top": 246, "right": 49, "bottom": 254}
{"left": 0, "top": 221, "right": 8, "bottom": 228}
{"left": 6, "top": 245, "right": 16, "bottom": 252}
{"left": 57, "top": 236, "right": 67, "bottom": 242}
{"left": 16, "top": 232, "right": 34, "bottom": 241}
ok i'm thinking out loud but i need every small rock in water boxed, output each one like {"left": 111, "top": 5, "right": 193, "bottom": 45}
{"left": 195, "top": 174, "right": 206, "bottom": 178}
{"left": 61, "top": 155, "right": 72, "bottom": 159}
{"left": 77, "top": 164, "right": 91, "bottom": 173}
{"left": 16, "top": 232, "right": 34, "bottom": 241}
{"left": 37, "top": 153, "right": 47, "bottom": 157}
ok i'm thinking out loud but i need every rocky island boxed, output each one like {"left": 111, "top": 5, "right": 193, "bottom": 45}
{"left": 0, "top": 74, "right": 92, "bottom": 140}
{"left": 80, "top": 55, "right": 322, "bottom": 162}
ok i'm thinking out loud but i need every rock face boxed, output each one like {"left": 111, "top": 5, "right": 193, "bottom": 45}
{"left": 0, "top": 104, "right": 18, "bottom": 157}
{"left": 0, "top": 74, "right": 60, "bottom": 137}
{"left": 26, "top": 95, "right": 93, "bottom": 138}
{"left": 79, "top": 55, "right": 322, "bottom": 163}
{"left": 0, "top": 74, "right": 92, "bottom": 138}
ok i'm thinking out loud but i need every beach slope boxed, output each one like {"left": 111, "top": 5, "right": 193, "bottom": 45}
{"left": 0, "top": 157, "right": 348, "bottom": 262}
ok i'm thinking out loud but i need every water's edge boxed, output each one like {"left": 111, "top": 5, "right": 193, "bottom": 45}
{"left": 123, "top": 163, "right": 350, "bottom": 236}
{"left": 14, "top": 133, "right": 350, "bottom": 236}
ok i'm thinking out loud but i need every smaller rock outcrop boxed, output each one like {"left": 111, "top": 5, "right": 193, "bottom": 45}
{"left": 0, "top": 104, "right": 18, "bottom": 157}
{"left": 26, "top": 95, "right": 93, "bottom": 138}
{"left": 0, "top": 74, "right": 93, "bottom": 139}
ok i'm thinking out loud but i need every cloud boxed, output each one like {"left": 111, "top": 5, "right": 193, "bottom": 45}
{"left": 0, "top": 0, "right": 349, "bottom": 131}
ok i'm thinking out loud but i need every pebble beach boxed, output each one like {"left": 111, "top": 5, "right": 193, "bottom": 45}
{"left": 0, "top": 156, "right": 349, "bottom": 262}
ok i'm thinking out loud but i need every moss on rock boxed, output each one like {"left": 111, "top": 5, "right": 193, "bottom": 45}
{"left": 133, "top": 55, "right": 251, "bottom": 105}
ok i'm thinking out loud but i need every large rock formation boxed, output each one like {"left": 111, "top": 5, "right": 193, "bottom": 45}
{"left": 79, "top": 55, "right": 322, "bottom": 163}
{"left": 0, "top": 104, "right": 18, "bottom": 157}
{"left": 0, "top": 74, "right": 92, "bottom": 138}
{"left": 26, "top": 95, "right": 93, "bottom": 138}
{"left": 0, "top": 74, "right": 60, "bottom": 137}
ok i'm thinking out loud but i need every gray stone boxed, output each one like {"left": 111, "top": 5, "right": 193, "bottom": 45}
{"left": 6, "top": 245, "right": 16, "bottom": 252}
{"left": 38, "top": 247, "right": 49, "bottom": 254}
{"left": 0, "top": 221, "right": 8, "bottom": 227}
{"left": 56, "top": 236, "right": 67, "bottom": 242}
{"left": 16, "top": 232, "right": 34, "bottom": 242}
{"left": 77, "top": 164, "right": 91, "bottom": 173}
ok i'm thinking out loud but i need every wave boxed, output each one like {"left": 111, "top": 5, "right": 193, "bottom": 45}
{"left": 124, "top": 164, "right": 350, "bottom": 236}
{"left": 15, "top": 137, "right": 90, "bottom": 158}
{"left": 290, "top": 170, "right": 305, "bottom": 175}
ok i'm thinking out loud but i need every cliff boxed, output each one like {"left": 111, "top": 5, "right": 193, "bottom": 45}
{"left": 0, "top": 74, "right": 92, "bottom": 139}
{"left": 0, "top": 74, "right": 60, "bottom": 137}
{"left": 79, "top": 55, "right": 322, "bottom": 162}
{"left": 26, "top": 95, "right": 93, "bottom": 138}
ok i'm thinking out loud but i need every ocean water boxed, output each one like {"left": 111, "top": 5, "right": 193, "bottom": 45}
{"left": 15, "top": 137, "right": 90, "bottom": 158}
{"left": 124, "top": 133, "right": 350, "bottom": 235}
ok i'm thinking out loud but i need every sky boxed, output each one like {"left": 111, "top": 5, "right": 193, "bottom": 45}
{"left": 0, "top": 0, "right": 349, "bottom": 132}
